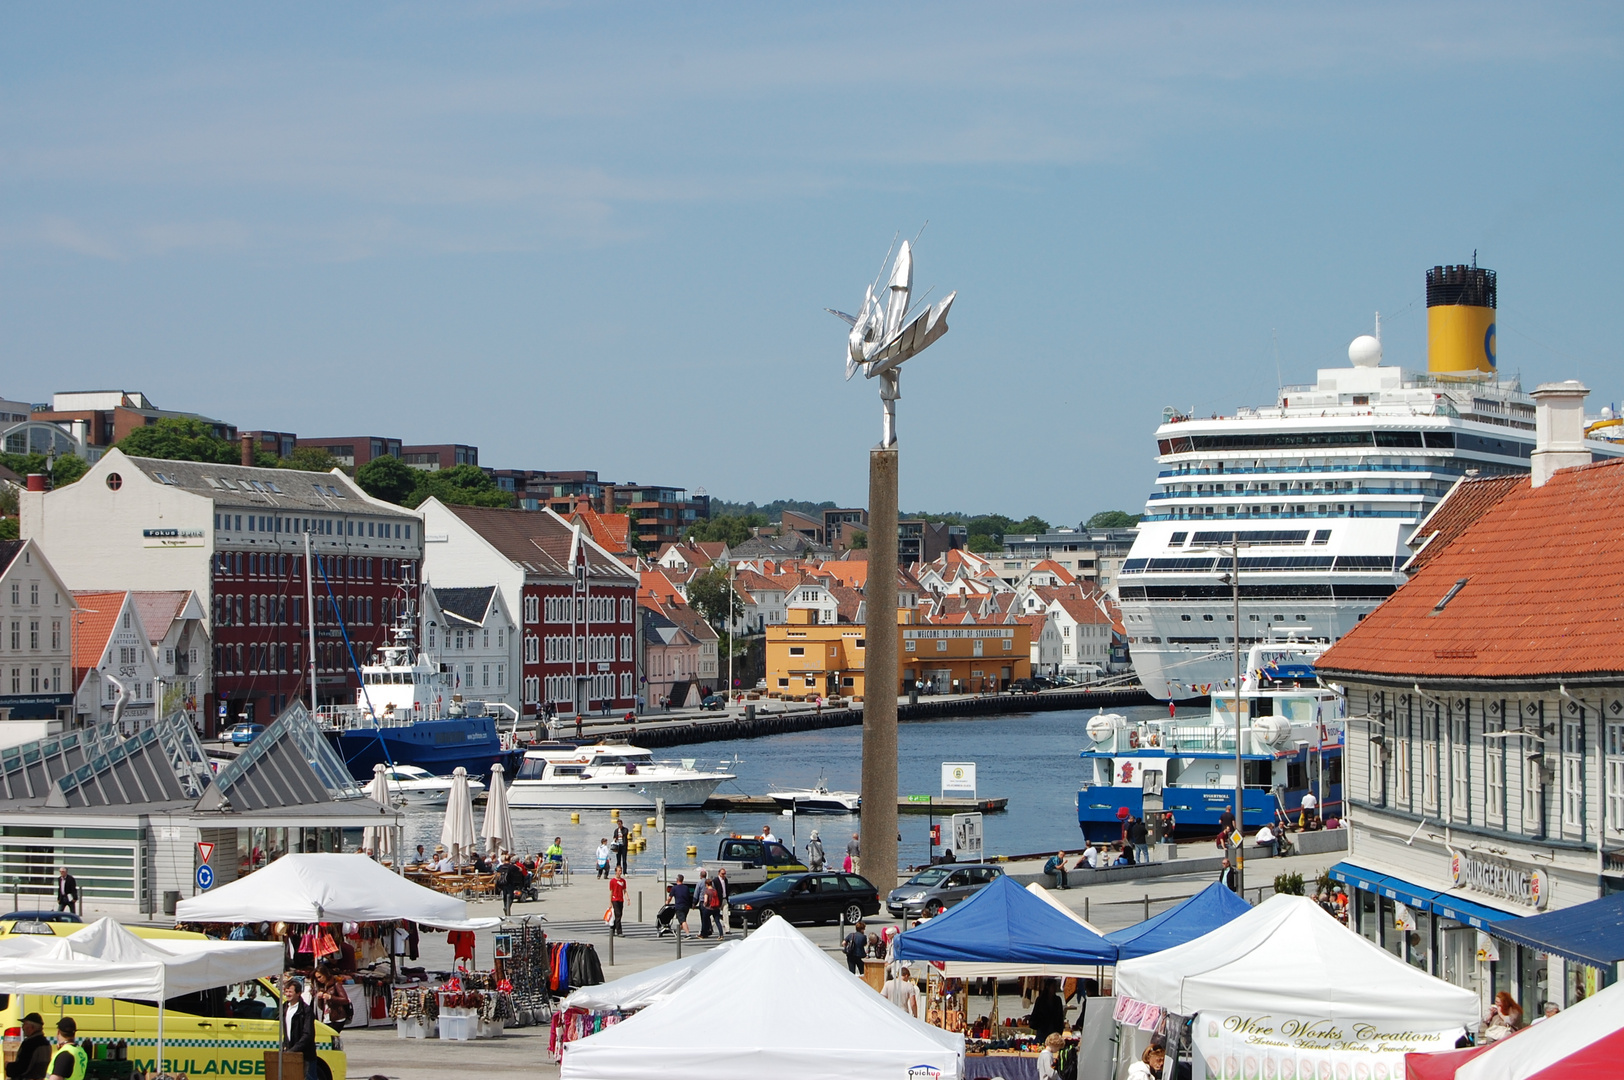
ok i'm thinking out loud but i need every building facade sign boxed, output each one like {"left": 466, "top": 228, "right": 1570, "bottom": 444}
{"left": 142, "top": 528, "right": 205, "bottom": 548}
{"left": 1449, "top": 849, "right": 1549, "bottom": 910}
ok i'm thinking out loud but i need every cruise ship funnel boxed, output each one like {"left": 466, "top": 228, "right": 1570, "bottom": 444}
{"left": 1426, "top": 263, "right": 1497, "bottom": 373}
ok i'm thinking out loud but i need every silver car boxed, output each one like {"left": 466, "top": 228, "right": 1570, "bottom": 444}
{"left": 886, "top": 863, "right": 1003, "bottom": 918}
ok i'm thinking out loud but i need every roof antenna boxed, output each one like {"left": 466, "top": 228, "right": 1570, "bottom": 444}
{"left": 1473, "top": 249, "right": 1478, "bottom": 268}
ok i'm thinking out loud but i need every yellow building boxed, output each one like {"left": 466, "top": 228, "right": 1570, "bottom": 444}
{"left": 765, "top": 608, "right": 1030, "bottom": 699}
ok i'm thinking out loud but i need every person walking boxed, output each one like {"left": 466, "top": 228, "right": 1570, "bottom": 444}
{"left": 6, "top": 1012, "right": 51, "bottom": 1080}
{"left": 282, "top": 978, "right": 321, "bottom": 1080}
{"left": 44, "top": 1019, "right": 84, "bottom": 1080}
{"left": 56, "top": 868, "right": 79, "bottom": 916}
{"left": 1043, "top": 851, "right": 1070, "bottom": 890}
{"left": 806, "top": 830, "right": 826, "bottom": 871}
{"left": 1029, "top": 979, "right": 1066, "bottom": 1042}
{"left": 611, "top": 822, "right": 630, "bottom": 872}
{"left": 494, "top": 854, "right": 519, "bottom": 917}
{"left": 545, "top": 837, "right": 565, "bottom": 867}
{"left": 842, "top": 920, "right": 868, "bottom": 974}
{"left": 713, "top": 868, "right": 731, "bottom": 936}
{"left": 607, "top": 867, "right": 627, "bottom": 936}
{"left": 1218, "top": 857, "right": 1238, "bottom": 893}
{"left": 594, "top": 838, "right": 611, "bottom": 879}
{"left": 1129, "top": 815, "right": 1151, "bottom": 865}
{"left": 846, "top": 832, "right": 861, "bottom": 874}
{"left": 667, "top": 875, "right": 693, "bottom": 938}
{"left": 1298, "top": 791, "right": 1317, "bottom": 829}
{"left": 701, "top": 870, "right": 725, "bottom": 937}
{"left": 695, "top": 871, "right": 715, "bottom": 938}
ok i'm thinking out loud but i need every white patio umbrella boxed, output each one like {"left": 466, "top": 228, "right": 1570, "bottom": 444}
{"left": 441, "top": 766, "right": 477, "bottom": 866}
{"left": 363, "top": 763, "right": 396, "bottom": 858}
{"left": 481, "top": 761, "right": 515, "bottom": 856}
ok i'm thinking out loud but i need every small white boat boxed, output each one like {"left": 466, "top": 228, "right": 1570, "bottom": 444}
{"left": 380, "top": 763, "right": 487, "bottom": 806}
{"left": 768, "top": 775, "right": 861, "bottom": 814}
{"left": 508, "top": 741, "right": 733, "bottom": 809}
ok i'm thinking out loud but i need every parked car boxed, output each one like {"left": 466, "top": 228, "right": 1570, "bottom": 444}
{"left": 1009, "top": 677, "right": 1054, "bottom": 694}
{"left": 228, "top": 723, "right": 264, "bottom": 745}
{"left": 698, "top": 694, "right": 725, "bottom": 711}
{"left": 887, "top": 863, "right": 1004, "bottom": 918}
{"left": 0, "top": 910, "right": 84, "bottom": 936}
{"left": 702, "top": 837, "right": 808, "bottom": 891}
{"left": 727, "top": 871, "right": 881, "bottom": 930}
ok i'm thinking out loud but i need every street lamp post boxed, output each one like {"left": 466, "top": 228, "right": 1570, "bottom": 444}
{"left": 1194, "top": 531, "right": 1248, "bottom": 895}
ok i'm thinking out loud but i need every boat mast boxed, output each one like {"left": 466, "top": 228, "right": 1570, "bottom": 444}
{"left": 305, "top": 529, "right": 319, "bottom": 716}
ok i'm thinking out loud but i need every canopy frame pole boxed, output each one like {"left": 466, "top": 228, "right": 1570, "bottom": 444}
{"left": 156, "top": 973, "right": 166, "bottom": 1080}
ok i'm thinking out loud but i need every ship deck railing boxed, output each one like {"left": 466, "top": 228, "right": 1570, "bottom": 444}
{"left": 1149, "top": 484, "right": 1444, "bottom": 501}
{"left": 1142, "top": 509, "right": 1418, "bottom": 522}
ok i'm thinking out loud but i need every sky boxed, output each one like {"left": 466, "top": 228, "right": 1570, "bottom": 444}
{"left": 3, "top": 3, "right": 1621, "bottom": 524}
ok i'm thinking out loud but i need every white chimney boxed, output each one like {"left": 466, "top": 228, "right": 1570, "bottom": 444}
{"left": 1530, "top": 380, "right": 1590, "bottom": 487}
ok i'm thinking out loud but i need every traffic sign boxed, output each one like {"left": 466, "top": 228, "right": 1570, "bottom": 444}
{"left": 196, "top": 863, "right": 215, "bottom": 890}
{"left": 907, "top": 794, "right": 931, "bottom": 803}
{"left": 196, "top": 841, "right": 215, "bottom": 864}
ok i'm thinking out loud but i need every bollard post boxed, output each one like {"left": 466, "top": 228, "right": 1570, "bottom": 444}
{"left": 638, "top": 891, "right": 643, "bottom": 923}
{"left": 1144, "top": 893, "right": 1150, "bottom": 922}
{"left": 1083, "top": 897, "right": 1089, "bottom": 923}
{"left": 607, "top": 921, "right": 614, "bottom": 966}
{"left": 676, "top": 921, "right": 683, "bottom": 958}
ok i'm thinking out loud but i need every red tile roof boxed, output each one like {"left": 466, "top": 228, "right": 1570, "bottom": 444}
{"left": 130, "top": 590, "right": 192, "bottom": 644}
{"left": 565, "top": 497, "right": 632, "bottom": 557}
{"left": 71, "top": 591, "right": 126, "bottom": 674}
{"left": 446, "top": 504, "right": 633, "bottom": 579}
{"left": 1402, "top": 473, "right": 1523, "bottom": 575}
{"left": 1027, "top": 559, "right": 1079, "bottom": 585}
{"left": 1318, "top": 459, "right": 1624, "bottom": 682}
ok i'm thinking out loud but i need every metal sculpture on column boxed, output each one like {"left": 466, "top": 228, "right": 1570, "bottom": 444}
{"left": 828, "top": 237, "right": 955, "bottom": 890}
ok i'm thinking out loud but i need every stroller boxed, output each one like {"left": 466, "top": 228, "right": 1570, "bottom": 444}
{"left": 655, "top": 902, "right": 678, "bottom": 935}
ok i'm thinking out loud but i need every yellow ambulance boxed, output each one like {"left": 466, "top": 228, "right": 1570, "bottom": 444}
{"left": 0, "top": 919, "right": 345, "bottom": 1080}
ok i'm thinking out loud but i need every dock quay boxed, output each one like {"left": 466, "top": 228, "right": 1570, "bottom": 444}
{"left": 530, "top": 685, "right": 1155, "bottom": 750}
{"left": 702, "top": 794, "right": 1008, "bottom": 813}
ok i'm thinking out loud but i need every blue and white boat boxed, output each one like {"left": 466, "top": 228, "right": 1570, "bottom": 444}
{"left": 1076, "top": 639, "right": 1345, "bottom": 842}
{"left": 319, "top": 614, "right": 520, "bottom": 782}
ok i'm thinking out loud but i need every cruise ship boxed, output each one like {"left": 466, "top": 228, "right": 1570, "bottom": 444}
{"left": 1121, "top": 264, "right": 1624, "bottom": 700}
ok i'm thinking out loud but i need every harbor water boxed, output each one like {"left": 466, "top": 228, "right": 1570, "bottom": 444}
{"left": 397, "top": 704, "right": 1170, "bottom": 873}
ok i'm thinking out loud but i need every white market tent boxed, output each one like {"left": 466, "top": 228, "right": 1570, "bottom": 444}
{"left": 175, "top": 852, "right": 498, "bottom": 929}
{"left": 561, "top": 917, "right": 963, "bottom": 1080}
{"left": 0, "top": 918, "right": 284, "bottom": 1075}
{"left": 562, "top": 940, "right": 738, "bottom": 1013}
{"left": 1115, "top": 895, "right": 1479, "bottom": 1026}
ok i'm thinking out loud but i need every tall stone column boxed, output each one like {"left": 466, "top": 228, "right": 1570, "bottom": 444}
{"left": 862, "top": 444, "right": 900, "bottom": 891}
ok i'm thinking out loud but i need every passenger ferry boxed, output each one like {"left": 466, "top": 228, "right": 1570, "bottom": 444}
{"left": 1076, "top": 639, "right": 1345, "bottom": 842}
{"left": 1120, "top": 264, "right": 1624, "bottom": 699}
{"left": 507, "top": 741, "right": 734, "bottom": 809}
{"left": 319, "top": 613, "right": 520, "bottom": 781}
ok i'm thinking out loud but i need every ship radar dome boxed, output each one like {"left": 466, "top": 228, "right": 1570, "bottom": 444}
{"left": 1348, "top": 334, "right": 1383, "bottom": 368}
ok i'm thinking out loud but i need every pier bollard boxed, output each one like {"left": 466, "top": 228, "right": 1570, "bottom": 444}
{"left": 570, "top": 812, "right": 580, "bottom": 824}
{"left": 646, "top": 817, "right": 657, "bottom": 827}
{"left": 610, "top": 809, "right": 620, "bottom": 819}
{"left": 685, "top": 845, "right": 697, "bottom": 857}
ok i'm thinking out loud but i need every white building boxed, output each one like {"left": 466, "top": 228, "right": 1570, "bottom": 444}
{"left": 420, "top": 583, "right": 519, "bottom": 716}
{"left": 0, "top": 538, "right": 76, "bottom": 730}
{"left": 71, "top": 591, "right": 161, "bottom": 730}
{"left": 784, "top": 579, "right": 839, "bottom": 625}
{"left": 132, "top": 590, "right": 210, "bottom": 728}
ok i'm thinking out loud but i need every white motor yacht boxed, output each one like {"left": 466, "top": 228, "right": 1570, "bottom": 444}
{"left": 507, "top": 741, "right": 733, "bottom": 809}
{"left": 379, "top": 763, "right": 487, "bottom": 806}
{"left": 768, "top": 775, "right": 861, "bottom": 814}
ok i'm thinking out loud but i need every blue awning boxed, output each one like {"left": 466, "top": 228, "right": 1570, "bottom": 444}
{"left": 1328, "top": 862, "right": 1437, "bottom": 910}
{"left": 1431, "top": 892, "right": 1516, "bottom": 931}
{"left": 896, "top": 875, "right": 1119, "bottom": 965}
{"left": 1484, "top": 892, "right": 1624, "bottom": 971}
{"left": 1106, "top": 880, "right": 1253, "bottom": 960}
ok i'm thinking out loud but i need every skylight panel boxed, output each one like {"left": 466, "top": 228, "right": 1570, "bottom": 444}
{"left": 1432, "top": 578, "right": 1469, "bottom": 613}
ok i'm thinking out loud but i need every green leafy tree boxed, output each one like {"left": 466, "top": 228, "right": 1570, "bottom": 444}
{"left": 684, "top": 513, "right": 766, "bottom": 546}
{"left": 0, "top": 452, "right": 89, "bottom": 489}
{"left": 283, "top": 446, "right": 343, "bottom": 473}
{"left": 409, "top": 464, "right": 513, "bottom": 509}
{"left": 847, "top": 528, "right": 867, "bottom": 550}
{"left": 1087, "top": 510, "right": 1142, "bottom": 528}
{"left": 966, "top": 533, "right": 1002, "bottom": 554}
{"left": 114, "top": 417, "right": 239, "bottom": 464}
{"left": 686, "top": 568, "right": 743, "bottom": 631}
{"left": 1011, "top": 515, "right": 1051, "bottom": 536}
{"left": 356, "top": 455, "right": 419, "bottom": 505}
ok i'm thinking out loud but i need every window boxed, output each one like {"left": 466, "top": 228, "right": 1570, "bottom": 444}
{"left": 937, "top": 639, "right": 948, "bottom": 652}
{"left": 1486, "top": 706, "right": 1506, "bottom": 824}
{"left": 524, "top": 635, "right": 540, "bottom": 664}
{"left": 788, "top": 646, "right": 805, "bottom": 657}
{"left": 483, "top": 629, "right": 490, "bottom": 648}
{"left": 778, "top": 678, "right": 789, "bottom": 688}
{"left": 1421, "top": 707, "right": 1439, "bottom": 813}
{"left": 30, "top": 583, "right": 39, "bottom": 606}
{"left": 1607, "top": 721, "right": 1624, "bottom": 834}
{"left": 1450, "top": 708, "right": 1470, "bottom": 818}
{"left": 905, "top": 640, "right": 915, "bottom": 652}
{"left": 524, "top": 595, "right": 539, "bottom": 623}
{"left": 1562, "top": 716, "right": 1585, "bottom": 830}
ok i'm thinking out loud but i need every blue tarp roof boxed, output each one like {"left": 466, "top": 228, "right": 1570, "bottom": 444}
{"left": 895, "top": 875, "right": 1119, "bottom": 965}
{"left": 1105, "top": 881, "right": 1253, "bottom": 960}
{"left": 1485, "top": 891, "right": 1624, "bottom": 970}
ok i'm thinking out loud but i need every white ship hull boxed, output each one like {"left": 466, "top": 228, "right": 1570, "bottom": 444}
{"left": 506, "top": 774, "right": 729, "bottom": 810}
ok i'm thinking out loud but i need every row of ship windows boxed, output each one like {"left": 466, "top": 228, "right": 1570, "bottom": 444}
{"left": 1152, "top": 505, "right": 1416, "bottom": 521}
{"left": 1122, "top": 555, "right": 1402, "bottom": 573}
{"left": 1153, "top": 481, "right": 1451, "bottom": 499}
{"left": 1157, "top": 430, "right": 1532, "bottom": 456}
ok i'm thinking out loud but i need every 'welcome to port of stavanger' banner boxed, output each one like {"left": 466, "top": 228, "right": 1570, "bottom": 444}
{"left": 1191, "top": 1012, "right": 1460, "bottom": 1080}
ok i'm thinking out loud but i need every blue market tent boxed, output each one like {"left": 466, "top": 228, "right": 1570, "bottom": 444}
{"left": 1483, "top": 891, "right": 1624, "bottom": 970}
{"left": 1105, "top": 881, "right": 1253, "bottom": 960}
{"left": 896, "top": 874, "right": 1119, "bottom": 966}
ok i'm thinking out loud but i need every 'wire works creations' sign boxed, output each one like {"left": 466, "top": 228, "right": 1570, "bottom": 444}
{"left": 1192, "top": 1013, "right": 1459, "bottom": 1080}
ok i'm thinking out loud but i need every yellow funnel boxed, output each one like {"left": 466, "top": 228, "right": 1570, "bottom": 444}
{"left": 1426, "top": 264, "right": 1496, "bottom": 373}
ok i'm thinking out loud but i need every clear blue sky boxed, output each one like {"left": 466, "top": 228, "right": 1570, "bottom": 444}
{"left": 3, "top": 4, "right": 1620, "bottom": 523}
